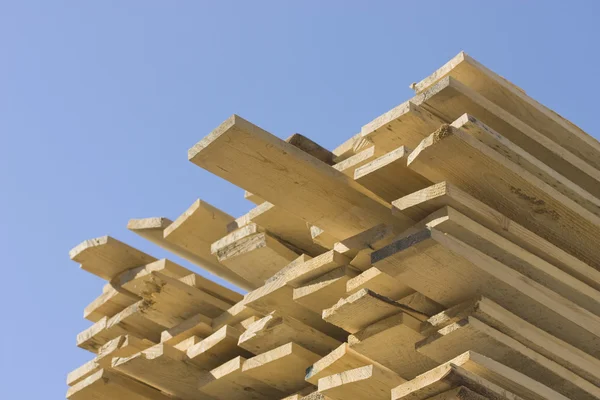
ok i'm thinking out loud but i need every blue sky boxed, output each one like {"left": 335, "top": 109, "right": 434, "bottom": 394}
{"left": 1, "top": 1, "right": 599, "bottom": 397}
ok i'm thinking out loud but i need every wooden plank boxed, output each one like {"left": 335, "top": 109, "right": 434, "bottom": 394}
{"left": 360, "top": 101, "right": 445, "bottom": 153}
{"left": 348, "top": 312, "right": 437, "bottom": 379}
{"left": 417, "top": 316, "right": 600, "bottom": 400}
{"left": 318, "top": 364, "right": 405, "bottom": 400}
{"left": 272, "top": 250, "right": 352, "bottom": 288}
{"left": 420, "top": 206, "right": 600, "bottom": 316}
{"left": 346, "top": 267, "right": 414, "bottom": 300}
{"left": 413, "top": 51, "right": 600, "bottom": 172}
{"left": 286, "top": 133, "right": 336, "bottom": 165}
{"left": 66, "top": 369, "right": 171, "bottom": 400}
{"left": 245, "top": 190, "right": 266, "bottom": 205}
{"left": 293, "top": 267, "right": 359, "bottom": 314}
{"left": 411, "top": 76, "right": 600, "bottom": 198}
{"left": 211, "top": 296, "right": 263, "bottom": 331}
{"left": 392, "top": 351, "right": 568, "bottom": 400}
{"left": 397, "top": 292, "right": 444, "bottom": 317}
{"left": 83, "top": 285, "right": 139, "bottom": 323}
{"left": 310, "top": 225, "right": 338, "bottom": 249}
{"left": 238, "top": 311, "right": 341, "bottom": 356}
{"left": 322, "top": 289, "right": 428, "bottom": 334}
{"left": 406, "top": 124, "right": 600, "bottom": 270}
{"left": 242, "top": 342, "right": 320, "bottom": 393}
{"left": 198, "top": 356, "right": 284, "bottom": 400}
{"left": 392, "top": 182, "right": 600, "bottom": 291}
{"left": 77, "top": 301, "right": 163, "bottom": 353}
{"left": 173, "top": 335, "right": 202, "bottom": 351}
{"left": 178, "top": 273, "right": 242, "bottom": 306}
{"left": 188, "top": 114, "right": 413, "bottom": 240}
{"left": 160, "top": 312, "right": 213, "bottom": 346}
{"left": 425, "top": 297, "right": 600, "bottom": 387}
{"left": 228, "top": 201, "right": 326, "bottom": 256}
{"left": 372, "top": 228, "right": 600, "bottom": 357}
{"left": 186, "top": 325, "right": 252, "bottom": 370}
{"left": 452, "top": 114, "right": 600, "bottom": 217}
{"left": 354, "top": 146, "right": 432, "bottom": 203}
{"left": 70, "top": 236, "right": 156, "bottom": 281}
{"left": 305, "top": 343, "right": 376, "bottom": 385}
{"left": 333, "top": 146, "right": 377, "bottom": 176}
{"left": 417, "top": 387, "right": 489, "bottom": 400}
{"left": 128, "top": 216, "right": 253, "bottom": 290}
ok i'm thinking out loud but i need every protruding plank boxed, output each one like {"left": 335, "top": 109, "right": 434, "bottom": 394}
{"left": 229, "top": 201, "right": 326, "bottom": 256}
{"left": 77, "top": 302, "right": 162, "bottom": 353}
{"left": 70, "top": 236, "right": 156, "bottom": 281}
{"left": 425, "top": 297, "right": 600, "bottom": 387}
{"left": 286, "top": 133, "right": 336, "bottom": 165}
{"left": 112, "top": 343, "right": 206, "bottom": 399}
{"left": 214, "top": 230, "right": 299, "bottom": 287}
{"left": 412, "top": 76, "right": 600, "bottom": 199}
{"left": 346, "top": 267, "right": 413, "bottom": 300}
{"left": 128, "top": 215, "right": 253, "bottom": 290}
{"left": 272, "top": 250, "right": 352, "bottom": 288}
{"left": 186, "top": 325, "right": 252, "bottom": 370}
{"left": 188, "top": 114, "right": 413, "bottom": 239}
{"left": 333, "top": 146, "right": 377, "bottom": 176}
{"left": 372, "top": 228, "right": 600, "bottom": 357}
{"left": 318, "top": 364, "right": 405, "bottom": 400}
{"left": 407, "top": 124, "right": 600, "bottom": 269}
{"left": 322, "top": 289, "right": 428, "bottom": 334}
{"left": 413, "top": 51, "right": 600, "bottom": 173}
{"left": 393, "top": 182, "right": 600, "bottom": 291}
{"left": 173, "top": 335, "right": 202, "bottom": 351}
{"left": 244, "top": 190, "right": 266, "bottom": 205}
{"left": 66, "top": 369, "right": 171, "bottom": 400}
{"left": 305, "top": 343, "right": 376, "bottom": 385}
{"left": 238, "top": 311, "right": 341, "bottom": 356}
{"left": 391, "top": 351, "right": 568, "bottom": 400}
{"left": 293, "top": 267, "right": 359, "bottom": 314}
{"left": 198, "top": 356, "right": 284, "bottom": 400}
{"left": 310, "top": 226, "right": 338, "bottom": 249}
{"left": 242, "top": 342, "right": 320, "bottom": 393}
{"left": 417, "top": 316, "right": 600, "bottom": 400}
{"left": 84, "top": 285, "right": 140, "bottom": 323}
{"left": 160, "top": 312, "right": 213, "bottom": 346}
{"left": 354, "top": 146, "right": 432, "bottom": 203}
{"left": 348, "top": 312, "right": 436, "bottom": 379}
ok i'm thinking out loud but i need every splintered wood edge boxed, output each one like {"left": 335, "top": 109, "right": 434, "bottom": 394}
{"left": 69, "top": 236, "right": 110, "bottom": 260}
{"left": 127, "top": 217, "right": 172, "bottom": 231}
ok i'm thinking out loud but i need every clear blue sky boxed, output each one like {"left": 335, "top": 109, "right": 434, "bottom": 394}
{"left": 1, "top": 1, "right": 599, "bottom": 397}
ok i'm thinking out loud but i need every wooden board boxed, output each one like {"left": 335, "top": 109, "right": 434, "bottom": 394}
{"left": 188, "top": 114, "right": 413, "bottom": 240}
{"left": 392, "top": 182, "right": 600, "bottom": 291}
{"left": 411, "top": 76, "right": 600, "bottom": 199}
{"left": 333, "top": 146, "right": 377, "bottom": 176}
{"left": 417, "top": 316, "right": 600, "bottom": 400}
{"left": 318, "top": 364, "right": 405, "bottom": 400}
{"left": 372, "top": 228, "right": 600, "bottom": 357}
{"left": 187, "top": 325, "right": 252, "bottom": 370}
{"left": 354, "top": 146, "right": 432, "bottom": 203}
{"left": 413, "top": 51, "right": 600, "bottom": 172}
{"left": 83, "top": 285, "right": 139, "bottom": 323}
{"left": 305, "top": 343, "right": 377, "bottom": 385}
{"left": 406, "top": 125, "right": 600, "bottom": 270}
{"left": 286, "top": 133, "right": 335, "bottom": 165}
{"left": 238, "top": 311, "right": 341, "bottom": 356}
{"left": 70, "top": 236, "right": 156, "bottom": 281}
{"left": 67, "top": 369, "right": 172, "bottom": 400}
{"left": 293, "top": 267, "right": 358, "bottom": 314}
{"left": 160, "top": 312, "right": 213, "bottom": 346}
{"left": 242, "top": 342, "right": 320, "bottom": 393}
{"left": 346, "top": 267, "right": 414, "bottom": 300}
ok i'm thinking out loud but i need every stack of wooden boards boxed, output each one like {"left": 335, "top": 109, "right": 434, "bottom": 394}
{"left": 66, "top": 51, "right": 600, "bottom": 400}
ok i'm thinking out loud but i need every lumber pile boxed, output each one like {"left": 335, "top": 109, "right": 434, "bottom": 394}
{"left": 67, "top": 51, "right": 600, "bottom": 400}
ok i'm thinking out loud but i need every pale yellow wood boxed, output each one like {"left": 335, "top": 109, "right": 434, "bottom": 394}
{"left": 348, "top": 312, "right": 437, "bottom": 379}
{"left": 426, "top": 297, "right": 600, "bottom": 387}
{"left": 310, "top": 225, "right": 338, "bottom": 249}
{"left": 420, "top": 206, "right": 600, "bottom": 316}
{"left": 397, "top": 292, "right": 444, "bottom": 317}
{"left": 178, "top": 272, "right": 242, "bottom": 305}
{"left": 392, "top": 351, "right": 568, "bottom": 400}
{"left": 322, "top": 289, "right": 428, "bottom": 334}
{"left": 242, "top": 342, "right": 320, "bottom": 393}
{"left": 245, "top": 190, "right": 266, "bottom": 205}
{"left": 318, "top": 364, "right": 405, "bottom": 400}
{"left": 332, "top": 131, "right": 363, "bottom": 160}
{"left": 292, "top": 267, "right": 359, "bottom": 314}
{"left": 173, "top": 334, "right": 202, "bottom": 351}
{"left": 346, "top": 267, "right": 413, "bottom": 300}
{"left": 354, "top": 146, "right": 432, "bottom": 202}
{"left": 412, "top": 76, "right": 600, "bottom": 199}
{"left": 333, "top": 146, "right": 377, "bottom": 176}
{"left": 421, "top": 387, "right": 490, "bottom": 400}
{"left": 128, "top": 216, "right": 253, "bottom": 290}
{"left": 238, "top": 311, "right": 341, "bottom": 356}
{"left": 112, "top": 343, "right": 208, "bottom": 399}
{"left": 407, "top": 125, "right": 600, "bottom": 270}
{"left": 83, "top": 284, "right": 139, "bottom": 323}
{"left": 211, "top": 296, "right": 263, "bottom": 331}
{"left": 453, "top": 114, "right": 600, "bottom": 217}
{"left": 417, "top": 316, "right": 600, "bottom": 400}
{"left": 188, "top": 114, "right": 413, "bottom": 239}
{"left": 271, "top": 250, "right": 351, "bottom": 288}
{"left": 77, "top": 301, "right": 163, "bottom": 353}
{"left": 186, "top": 325, "right": 251, "bottom": 370}
{"left": 285, "top": 133, "right": 335, "bottom": 165}
{"left": 160, "top": 312, "right": 213, "bottom": 346}
{"left": 413, "top": 51, "right": 600, "bottom": 172}
{"left": 392, "top": 182, "right": 600, "bottom": 291}
{"left": 229, "top": 201, "right": 326, "bottom": 256}
{"left": 66, "top": 369, "right": 172, "bottom": 400}
{"left": 372, "top": 228, "right": 600, "bottom": 357}
{"left": 70, "top": 236, "right": 156, "bottom": 281}
{"left": 305, "top": 343, "right": 376, "bottom": 385}
{"left": 267, "top": 254, "right": 314, "bottom": 285}
{"left": 198, "top": 356, "right": 284, "bottom": 400}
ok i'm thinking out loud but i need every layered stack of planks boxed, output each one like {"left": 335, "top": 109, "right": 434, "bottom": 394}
{"left": 67, "top": 51, "right": 600, "bottom": 400}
